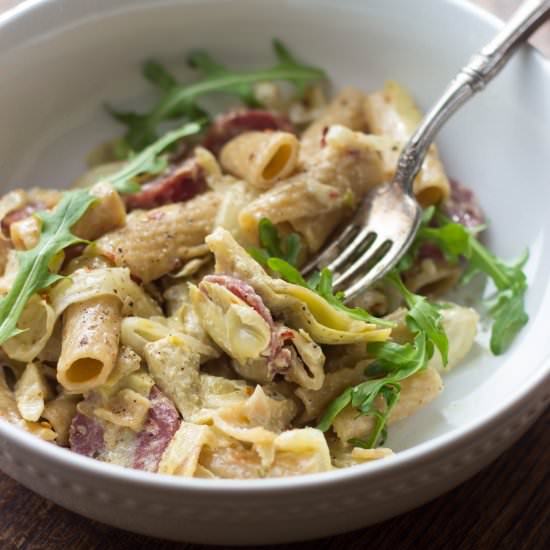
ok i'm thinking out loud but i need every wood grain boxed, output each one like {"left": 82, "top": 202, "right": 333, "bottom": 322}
{"left": 0, "top": 405, "right": 548, "bottom": 550}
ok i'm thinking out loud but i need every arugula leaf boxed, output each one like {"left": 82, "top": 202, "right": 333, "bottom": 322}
{"left": 318, "top": 333, "right": 433, "bottom": 447}
{"left": 0, "top": 122, "right": 205, "bottom": 344}
{"left": 306, "top": 270, "right": 321, "bottom": 290}
{"left": 142, "top": 60, "right": 179, "bottom": 92}
{"left": 109, "top": 40, "right": 326, "bottom": 153}
{"left": 317, "top": 388, "right": 353, "bottom": 432}
{"left": 485, "top": 281, "right": 528, "bottom": 354}
{"left": 285, "top": 233, "right": 302, "bottom": 267}
{"left": 0, "top": 190, "right": 97, "bottom": 345}
{"left": 410, "top": 210, "right": 528, "bottom": 355}
{"left": 349, "top": 384, "right": 401, "bottom": 448}
{"left": 386, "top": 271, "right": 448, "bottom": 365}
{"left": 315, "top": 268, "right": 394, "bottom": 327}
{"left": 141, "top": 60, "right": 211, "bottom": 125}
{"left": 367, "top": 337, "right": 430, "bottom": 376}
{"left": 249, "top": 219, "right": 393, "bottom": 328}
{"left": 99, "top": 122, "right": 204, "bottom": 194}
{"left": 246, "top": 218, "right": 448, "bottom": 447}
{"left": 318, "top": 332, "right": 433, "bottom": 446}
{"left": 317, "top": 270, "right": 446, "bottom": 448}
{"left": 249, "top": 218, "right": 303, "bottom": 267}
{"left": 266, "top": 258, "right": 309, "bottom": 286}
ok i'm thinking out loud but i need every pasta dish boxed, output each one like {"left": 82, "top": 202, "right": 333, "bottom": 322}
{"left": 0, "top": 42, "right": 528, "bottom": 478}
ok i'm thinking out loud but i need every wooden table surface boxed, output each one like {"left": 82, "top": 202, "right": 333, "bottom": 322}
{"left": 1, "top": 0, "right": 549, "bottom": 549}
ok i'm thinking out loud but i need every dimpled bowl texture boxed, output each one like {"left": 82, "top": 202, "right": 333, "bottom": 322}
{"left": 0, "top": 0, "right": 549, "bottom": 545}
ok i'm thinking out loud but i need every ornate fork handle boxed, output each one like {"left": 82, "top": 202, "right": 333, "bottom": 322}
{"left": 396, "top": 0, "right": 550, "bottom": 192}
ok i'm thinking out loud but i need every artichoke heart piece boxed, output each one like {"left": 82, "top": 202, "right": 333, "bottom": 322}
{"left": 204, "top": 228, "right": 391, "bottom": 345}
{"left": 120, "top": 315, "right": 217, "bottom": 361}
{"left": 285, "top": 328, "right": 325, "bottom": 391}
{"left": 274, "top": 282, "right": 390, "bottom": 344}
{"left": 189, "top": 281, "right": 272, "bottom": 363}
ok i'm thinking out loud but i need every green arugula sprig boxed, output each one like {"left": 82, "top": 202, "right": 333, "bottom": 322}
{"left": 314, "top": 268, "right": 394, "bottom": 327}
{"left": 109, "top": 39, "right": 326, "bottom": 154}
{"left": 386, "top": 270, "right": 449, "bottom": 365}
{"left": 143, "top": 60, "right": 179, "bottom": 92}
{"left": 0, "top": 122, "right": 203, "bottom": 345}
{"left": 249, "top": 217, "right": 302, "bottom": 267}
{"left": 317, "top": 270, "right": 447, "bottom": 448}
{"left": 101, "top": 121, "right": 204, "bottom": 194}
{"left": 400, "top": 207, "right": 528, "bottom": 354}
{"left": 248, "top": 218, "right": 392, "bottom": 328}
{"left": 0, "top": 190, "right": 96, "bottom": 345}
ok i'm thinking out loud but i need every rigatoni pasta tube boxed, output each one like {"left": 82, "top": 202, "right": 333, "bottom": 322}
{"left": 332, "top": 368, "right": 443, "bottom": 443}
{"left": 239, "top": 125, "right": 385, "bottom": 250}
{"left": 220, "top": 131, "right": 299, "bottom": 190}
{"left": 57, "top": 295, "right": 121, "bottom": 392}
{"left": 97, "top": 191, "right": 220, "bottom": 282}
{"left": 72, "top": 182, "right": 126, "bottom": 240}
{"left": 300, "top": 87, "right": 366, "bottom": 162}
{"left": 364, "top": 80, "right": 450, "bottom": 207}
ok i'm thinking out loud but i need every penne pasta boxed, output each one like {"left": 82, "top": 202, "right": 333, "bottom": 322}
{"left": 295, "top": 361, "right": 367, "bottom": 423}
{"left": 239, "top": 125, "right": 385, "bottom": 250}
{"left": 144, "top": 336, "right": 202, "bottom": 419}
{"left": 71, "top": 182, "right": 126, "bottom": 240}
{"left": 364, "top": 80, "right": 450, "bottom": 206}
{"left": 220, "top": 131, "right": 300, "bottom": 190}
{"left": 0, "top": 53, "right": 494, "bottom": 479}
{"left": 299, "top": 87, "right": 366, "bottom": 162}
{"left": 96, "top": 191, "right": 221, "bottom": 282}
{"left": 269, "top": 428, "right": 332, "bottom": 476}
{"left": 332, "top": 367, "right": 443, "bottom": 443}
{"left": 57, "top": 295, "right": 122, "bottom": 392}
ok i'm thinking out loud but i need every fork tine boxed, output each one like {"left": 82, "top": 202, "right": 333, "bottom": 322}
{"left": 342, "top": 249, "right": 397, "bottom": 301}
{"left": 332, "top": 233, "right": 388, "bottom": 290}
{"left": 301, "top": 223, "right": 357, "bottom": 276}
{"left": 302, "top": 181, "right": 422, "bottom": 292}
{"left": 342, "top": 219, "right": 421, "bottom": 301}
{"left": 325, "top": 226, "right": 373, "bottom": 274}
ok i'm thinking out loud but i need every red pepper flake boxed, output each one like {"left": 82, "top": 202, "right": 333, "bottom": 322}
{"left": 102, "top": 251, "right": 117, "bottom": 264}
{"left": 148, "top": 211, "right": 165, "bottom": 221}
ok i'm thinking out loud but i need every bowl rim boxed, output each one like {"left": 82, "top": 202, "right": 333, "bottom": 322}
{"left": 0, "top": 0, "right": 549, "bottom": 494}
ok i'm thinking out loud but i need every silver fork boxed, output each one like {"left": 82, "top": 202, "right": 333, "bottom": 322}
{"left": 302, "top": 0, "right": 550, "bottom": 302}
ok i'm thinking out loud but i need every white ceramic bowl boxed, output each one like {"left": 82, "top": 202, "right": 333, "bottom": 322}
{"left": 1, "top": 0, "right": 550, "bottom": 544}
